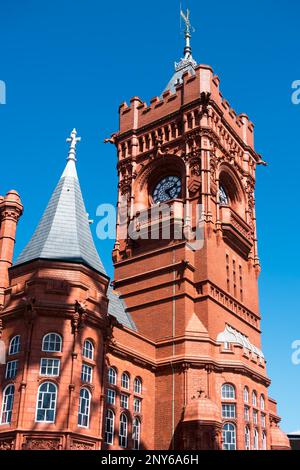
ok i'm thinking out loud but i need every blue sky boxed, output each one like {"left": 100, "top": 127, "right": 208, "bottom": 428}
{"left": 0, "top": 0, "right": 300, "bottom": 433}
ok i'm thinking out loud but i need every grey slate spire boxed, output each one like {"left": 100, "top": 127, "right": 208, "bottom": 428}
{"left": 15, "top": 129, "right": 137, "bottom": 331}
{"left": 163, "top": 8, "right": 197, "bottom": 94}
{"left": 15, "top": 129, "right": 105, "bottom": 274}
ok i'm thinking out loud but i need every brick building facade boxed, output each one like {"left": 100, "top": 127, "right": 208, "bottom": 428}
{"left": 0, "top": 12, "right": 290, "bottom": 450}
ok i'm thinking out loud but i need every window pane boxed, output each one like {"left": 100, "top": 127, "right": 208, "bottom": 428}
{"left": 121, "top": 394, "right": 129, "bottom": 409}
{"left": 221, "top": 384, "right": 235, "bottom": 400}
{"left": 133, "top": 418, "right": 141, "bottom": 450}
{"left": 35, "top": 382, "right": 57, "bottom": 423}
{"left": 5, "top": 360, "right": 18, "bottom": 379}
{"left": 108, "top": 368, "right": 117, "bottom": 386}
{"left": 9, "top": 336, "right": 20, "bottom": 355}
{"left": 105, "top": 410, "right": 115, "bottom": 445}
{"left": 134, "top": 398, "right": 141, "bottom": 413}
{"left": 83, "top": 340, "right": 94, "bottom": 360}
{"left": 40, "top": 358, "right": 60, "bottom": 377}
{"left": 222, "top": 404, "right": 236, "bottom": 419}
{"left": 134, "top": 378, "right": 142, "bottom": 395}
{"left": 81, "top": 364, "right": 93, "bottom": 384}
{"left": 78, "top": 388, "right": 91, "bottom": 428}
{"left": 222, "top": 423, "right": 236, "bottom": 451}
{"left": 1, "top": 385, "right": 15, "bottom": 424}
{"left": 121, "top": 373, "right": 130, "bottom": 390}
{"left": 42, "top": 334, "right": 62, "bottom": 352}
{"left": 107, "top": 389, "right": 116, "bottom": 405}
{"left": 119, "top": 414, "right": 128, "bottom": 448}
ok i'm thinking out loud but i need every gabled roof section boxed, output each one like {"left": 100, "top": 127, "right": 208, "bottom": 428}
{"left": 108, "top": 287, "right": 137, "bottom": 331}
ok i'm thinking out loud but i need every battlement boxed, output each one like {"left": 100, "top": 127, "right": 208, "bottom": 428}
{"left": 119, "top": 64, "right": 255, "bottom": 150}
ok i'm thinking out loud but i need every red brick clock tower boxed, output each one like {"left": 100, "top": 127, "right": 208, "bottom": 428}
{"left": 0, "top": 10, "right": 290, "bottom": 452}
{"left": 109, "top": 10, "right": 290, "bottom": 450}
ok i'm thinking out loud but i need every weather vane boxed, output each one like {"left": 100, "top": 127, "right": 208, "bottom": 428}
{"left": 180, "top": 8, "right": 195, "bottom": 36}
{"left": 180, "top": 6, "right": 195, "bottom": 58}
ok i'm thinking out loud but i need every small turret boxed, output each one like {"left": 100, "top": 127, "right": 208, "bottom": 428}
{"left": 0, "top": 190, "right": 23, "bottom": 305}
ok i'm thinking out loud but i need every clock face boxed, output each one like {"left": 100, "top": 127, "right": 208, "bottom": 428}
{"left": 152, "top": 176, "right": 182, "bottom": 204}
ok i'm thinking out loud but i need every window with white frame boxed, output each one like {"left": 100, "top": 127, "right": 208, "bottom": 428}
{"left": 81, "top": 364, "right": 93, "bottom": 384}
{"left": 244, "top": 386, "right": 249, "bottom": 403}
{"left": 134, "top": 377, "right": 142, "bottom": 395}
{"left": 5, "top": 360, "right": 18, "bottom": 380}
{"left": 134, "top": 398, "right": 141, "bottom": 414}
{"left": 40, "top": 358, "right": 60, "bottom": 377}
{"left": 222, "top": 423, "right": 236, "bottom": 451}
{"left": 0, "top": 385, "right": 15, "bottom": 424}
{"left": 36, "top": 382, "right": 57, "bottom": 423}
{"left": 42, "top": 333, "right": 62, "bottom": 353}
{"left": 78, "top": 388, "right": 91, "bottom": 428}
{"left": 108, "top": 367, "right": 117, "bottom": 386}
{"left": 245, "top": 426, "right": 251, "bottom": 450}
{"left": 253, "top": 410, "right": 258, "bottom": 425}
{"left": 222, "top": 404, "right": 236, "bottom": 419}
{"left": 105, "top": 409, "right": 115, "bottom": 445}
{"left": 254, "top": 428, "right": 259, "bottom": 450}
{"left": 133, "top": 418, "right": 141, "bottom": 450}
{"left": 260, "top": 394, "right": 265, "bottom": 411}
{"left": 83, "top": 340, "right": 94, "bottom": 360}
{"left": 121, "top": 372, "right": 130, "bottom": 390}
{"left": 221, "top": 384, "right": 236, "bottom": 400}
{"left": 107, "top": 389, "right": 116, "bottom": 405}
{"left": 262, "top": 431, "right": 267, "bottom": 450}
{"left": 244, "top": 406, "right": 250, "bottom": 422}
{"left": 119, "top": 413, "right": 128, "bottom": 448}
{"left": 9, "top": 336, "right": 20, "bottom": 356}
{"left": 261, "top": 414, "right": 266, "bottom": 428}
{"left": 252, "top": 391, "right": 257, "bottom": 407}
{"left": 120, "top": 394, "right": 129, "bottom": 409}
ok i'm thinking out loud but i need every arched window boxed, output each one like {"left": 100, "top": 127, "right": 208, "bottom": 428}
{"left": 121, "top": 372, "right": 130, "bottom": 391}
{"left": 78, "top": 388, "right": 91, "bottom": 428}
{"left": 245, "top": 426, "right": 251, "bottom": 450}
{"left": 133, "top": 417, "right": 141, "bottom": 450}
{"left": 36, "top": 382, "right": 57, "bottom": 423}
{"left": 119, "top": 413, "right": 128, "bottom": 448}
{"left": 260, "top": 394, "right": 265, "bottom": 411}
{"left": 222, "top": 423, "right": 236, "bottom": 450}
{"left": 0, "top": 385, "right": 15, "bottom": 424}
{"left": 254, "top": 428, "right": 259, "bottom": 450}
{"left": 9, "top": 336, "right": 20, "bottom": 356}
{"left": 221, "top": 384, "right": 236, "bottom": 400}
{"left": 42, "top": 333, "right": 62, "bottom": 353}
{"left": 105, "top": 409, "right": 115, "bottom": 445}
{"left": 262, "top": 431, "right": 267, "bottom": 450}
{"left": 108, "top": 367, "right": 117, "bottom": 386}
{"left": 244, "top": 386, "right": 249, "bottom": 403}
{"left": 83, "top": 340, "right": 94, "bottom": 360}
{"left": 219, "top": 185, "right": 229, "bottom": 206}
{"left": 134, "top": 377, "right": 142, "bottom": 395}
{"left": 252, "top": 391, "right": 257, "bottom": 407}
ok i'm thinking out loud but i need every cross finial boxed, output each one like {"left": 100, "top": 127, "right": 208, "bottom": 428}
{"left": 180, "top": 8, "right": 195, "bottom": 58}
{"left": 66, "top": 128, "right": 81, "bottom": 162}
{"left": 197, "top": 388, "right": 206, "bottom": 399}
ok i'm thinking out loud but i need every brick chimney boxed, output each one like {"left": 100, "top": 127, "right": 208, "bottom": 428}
{"left": 0, "top": 190, "right": 23, "bottom": 305}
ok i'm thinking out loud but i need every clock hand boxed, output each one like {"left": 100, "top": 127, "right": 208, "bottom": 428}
{"left": 166, "top": 185, "right": 176, "bottom": 198}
